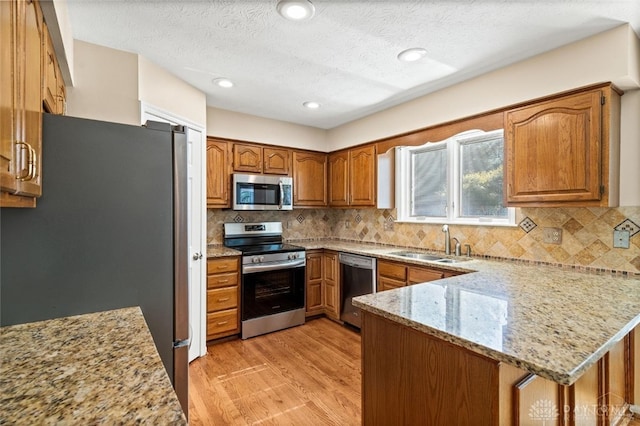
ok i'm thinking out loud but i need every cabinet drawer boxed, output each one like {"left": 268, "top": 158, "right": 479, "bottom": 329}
{"left": 207, "top": 272, "right": 238, "bottom": 289}
{"left": 408, "top": 267, "right": 444, "bottom": 284}
{"left": 207, "top": 257, "right": 238, "bottom": 274}
{"left": 379, "top": 261, "right": 407, "bottom": 281}
{"left": 207, "top": 287, "right": 238, "bottom": 312}
{"left": 207, "top": 309, "right": 238, "bottom": 336}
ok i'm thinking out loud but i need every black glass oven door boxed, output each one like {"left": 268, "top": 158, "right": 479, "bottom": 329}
{"left": 242, "top": 266, "right": 305, "bottom": 321}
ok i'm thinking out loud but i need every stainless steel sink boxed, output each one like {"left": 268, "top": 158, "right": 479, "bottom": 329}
{"left": 389, "top": 251, "right": 443, "bottom": 261}
{"left": 389, "top": 251, "right": 468, "bottom": 263}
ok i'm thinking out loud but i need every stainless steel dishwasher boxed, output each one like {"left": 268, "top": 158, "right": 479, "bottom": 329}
{"left": 339, "top": 252, "right": 376, "bottom": 328}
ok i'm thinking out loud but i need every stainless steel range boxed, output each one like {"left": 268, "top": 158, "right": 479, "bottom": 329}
{"left": 223, "top": 222, "right": 306, "bottom": 339}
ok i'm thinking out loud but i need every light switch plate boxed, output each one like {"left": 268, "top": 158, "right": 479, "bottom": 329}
{"left": 543, "top": 227, "right": 562, "bottom": 244}
{"left": 613, "top": 230, "right": 630, "bottom": 249}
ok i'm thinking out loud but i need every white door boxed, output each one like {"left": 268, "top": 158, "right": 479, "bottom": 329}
{"left": 141, "top": 105, "right": 207, "bottom": 362}
{"left": 186, "top": 127, "right": 206, "bottom": 361}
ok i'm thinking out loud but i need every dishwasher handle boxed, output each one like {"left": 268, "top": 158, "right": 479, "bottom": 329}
{"left": 339, "top": 252, "right": 376, "bottom": 270}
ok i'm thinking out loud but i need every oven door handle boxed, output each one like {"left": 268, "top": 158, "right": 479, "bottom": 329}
{"left": 243, "top": 258, "right": 306, "bottom": 274}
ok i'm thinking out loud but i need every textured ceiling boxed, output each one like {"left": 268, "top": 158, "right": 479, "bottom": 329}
{"left": 66, "top": 0, "right": 640, "bottom": 129}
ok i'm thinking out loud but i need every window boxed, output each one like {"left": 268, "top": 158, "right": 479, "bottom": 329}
{"left": 396, "top": 129, "right": 515, "bottom": 226}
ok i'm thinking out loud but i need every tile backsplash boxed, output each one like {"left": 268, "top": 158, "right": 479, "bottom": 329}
{"left": 207, "top": 206, "right": 640, "bottom": 273}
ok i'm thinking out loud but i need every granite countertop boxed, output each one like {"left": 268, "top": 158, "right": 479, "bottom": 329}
{"left": 0, "top": 307, "right": 186, "bottom": 424}
{"left": 207, "top": 244, "right": 241, "bottom": 258}
{"left": 295, "top": 240, "right": 640, "bottom": 386}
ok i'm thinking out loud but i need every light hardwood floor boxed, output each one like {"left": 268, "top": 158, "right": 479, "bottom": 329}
{"left": 188, "top": 318, "right": 361, "bottom": 425}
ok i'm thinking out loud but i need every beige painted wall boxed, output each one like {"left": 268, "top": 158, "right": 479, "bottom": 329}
{"left": 66, "top": 41, "right": 208, "bottom": 129}
{"left": 66, "top": 40, "right": 140, "bottom": 126}
{"left": 41, "top": 0, "right": 74, "bottom": 84}
{"left": 138, "top": 56, "right": 207, "bottom": 127}
{"left": 207, "top": 107, "right": 326, "bottom": 150}
{"left": 327, "top": 25, "right": 639, "bottom": 149}
{"left": 620, "top": 90, "right": 640, "bottom": 205}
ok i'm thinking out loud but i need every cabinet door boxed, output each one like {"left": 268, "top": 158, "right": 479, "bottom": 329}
{"left": 328, "top": 151, "right": 349, "bottom": 206}
{"left": 305, "top": 250, "right": 323, "bottom": 316}
{"left": 293, "top": 151, "right": 327, "bottom": 207}
{"left": 323, "top": 251, "right": 340, "bottom": 319}
{"left": 0, "top": 0, "right": 17, "bottom": 194}
{"left": 263, "top": 147, "right": 290, "bottom": 175}
{"left": 13, "top": 0, "right": 42, "bottom": 198}
{"left": 505, "top": 90, "right": 602, "bottom": 205}
{"left": 378, "top": 276, "right": 405, "bottom": 292}
{"left": 232, "top": 143, "right": 262, "bottom": 173}
{"left": 206, "top": 138, "right": 230, "bottom": 208}
{"left": 42, "top": 21, "right": 57, "bottom": 114}
{"left": 349, "top": 145, "right": 376, "bottom": 206}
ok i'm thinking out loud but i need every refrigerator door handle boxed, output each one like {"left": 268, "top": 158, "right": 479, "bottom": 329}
{"left": 173, "top": 339, "right": 191, "bottom": 349}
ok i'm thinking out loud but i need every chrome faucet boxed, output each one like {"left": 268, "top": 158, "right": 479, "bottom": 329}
{"left": 442, "top": 225, "right": 450, "bottom": 255}
{"left": 452, "top": 237, "right": 461, "bottom": 256}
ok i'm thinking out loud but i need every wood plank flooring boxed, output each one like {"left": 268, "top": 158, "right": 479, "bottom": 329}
{"left": 188, "top": 318, "right": 361, "bottom": 425}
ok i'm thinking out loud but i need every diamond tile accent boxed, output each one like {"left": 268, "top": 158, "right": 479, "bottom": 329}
{"left": 297, "top": 214, "right": 305, "bottom": 224}
{"left": 519, "top": 217, "right": 537, "bottom": 233}
{"left": 355, "top": 214, "right": 362, "bottom": 224}
{"left": 233, "top": 214, "right": 244, "bottom": 223}
{"left": 615, "top": 219, "right": 640, "bottom": 237}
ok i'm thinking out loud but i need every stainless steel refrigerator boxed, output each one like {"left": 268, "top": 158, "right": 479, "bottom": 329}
{"left": 0, "top": 114, "right": 190, "bottom": 416}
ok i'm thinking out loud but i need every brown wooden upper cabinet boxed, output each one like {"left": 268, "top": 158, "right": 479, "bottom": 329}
{"left": 1, "top": 0, "right": 44, "bottom": 207}
{"left": 292, "top": 150, "right": 327, "bottom": 207}
{"left": 329, "top": 145, "right": 376, "bottom": 207}
{"left": 504, "top": 83, "right": 621, "bottom": 207}
{"left": 1, "top": 0, "right": 66, "bottom": 208}
{"left": 42, "top": 21, "right": 65, "bottom": 115}
{"left": 232, "top": 143, "right": 291, "bottom": 175}
{"left": 206, "top": 138, "right": 230, "bottom": 208}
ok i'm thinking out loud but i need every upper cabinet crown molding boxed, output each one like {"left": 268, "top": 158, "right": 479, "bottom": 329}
{"left": 504, "top": 83, "right": 621, "bottom": 207}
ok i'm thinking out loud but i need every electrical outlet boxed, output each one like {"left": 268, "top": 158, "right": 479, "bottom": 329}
{"left": 613, "top": 230, "right": 630, "bottom": 249}
{"left": 543, "top": 227, "right": 562, "bottom": 244}
{"left": 345, "top": 220, "right": 351, "bottom": 229}
{"left": 384, "top": 221, "right": 394, "bottom": 231}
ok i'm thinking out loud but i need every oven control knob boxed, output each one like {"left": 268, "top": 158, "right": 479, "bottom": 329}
{"left": 260, "top": 256, "right": 265, "bottom": 262}
{"left": 252, "top": 256, "right": 261, "bottom": 263}
{"left": 288, "top": 253, "right": 298, "bottom": 260}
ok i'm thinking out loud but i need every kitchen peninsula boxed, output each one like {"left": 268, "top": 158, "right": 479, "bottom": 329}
{"left": 0, "top": 307, "right": 186, "bottom": 424}
{"left": 352, "top": 256, "right": 640, "bottom": 425}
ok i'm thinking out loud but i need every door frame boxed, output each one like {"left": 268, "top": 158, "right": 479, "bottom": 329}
{"left": 141, "top": 102, "right": 207, "bottom": 360}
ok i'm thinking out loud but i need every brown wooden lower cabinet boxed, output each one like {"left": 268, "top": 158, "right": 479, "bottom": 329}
{"left": 323, "top": 250, "right": 340, "bottom": 320}
{"left": 361, "top": 311, "right": 635, "bottom": 426}
{"left": 206, "top": 256, "right": 240, "bottom": 340}
{"left": 305, "top": 250, "right": 324, "bottom": 317}
{"left": 377, "top": 259, "right": 459, "bottom": 291}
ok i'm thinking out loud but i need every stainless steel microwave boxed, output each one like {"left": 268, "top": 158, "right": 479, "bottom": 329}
{"left": 232, "top": 173, "right": 293, "bottom": 211}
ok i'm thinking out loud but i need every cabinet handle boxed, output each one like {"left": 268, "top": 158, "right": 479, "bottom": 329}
{"left": 29, "top": 146, "right": 37, "bottom": 180}
{"left": 216, "top": 321, "right": 229, "bottom": 326}
{"left": 218, "top": 279, "right": 228, "bottom": 283}
{"left": 16, "top": 142, "right": 33, "bottom": 181}
{"left": 217, "top": 297, "right": 230, "bottom": 302}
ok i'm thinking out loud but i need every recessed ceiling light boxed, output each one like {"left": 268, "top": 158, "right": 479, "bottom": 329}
{"left": 303, "top": 101, "right": 321, "bottom": 109}
{"left": 212, "top": 78, "right": 234, "bottom": 88}
{"left": 277, "top": 0, "right": 315, "bottom": 21}
{"left": 397, "top": 48, "right": 428, "bottom": 62}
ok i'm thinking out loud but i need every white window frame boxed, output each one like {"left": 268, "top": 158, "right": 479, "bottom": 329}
{"left": 395, "top": 129, "right": 516, "bottom": 227}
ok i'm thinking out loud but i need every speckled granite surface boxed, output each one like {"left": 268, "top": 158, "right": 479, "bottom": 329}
{"left": 207, "top": 244, "right": 241, "bottom": 258}
{"left": 0, "top": 307, "right": 186, "bottom": 424}
{"left": 295, "top": 240, "right": 640, "bottom": 386}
